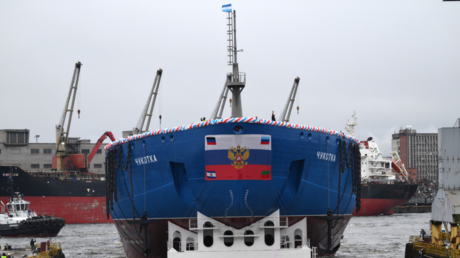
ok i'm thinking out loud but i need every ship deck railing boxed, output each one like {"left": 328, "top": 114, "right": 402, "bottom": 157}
{"left": 312, "top": 246, "right": 317, "bottom": 258}
{"left": 189, "top": 219, "right": 219, "bottom": 230}
{"left": 168, "top": 241, "right": 198, "bottom": 252}
{"left": 259, "top": 217, "right": 288, "bottom": 228}
{"left": 362, "top": 179, "right": 414, "bottom": 184}
{"left": 217, "top": 234, "right": 260, "bottom": 238}
{"left": 226, "top": 72, "right": 246, "bottom": 84}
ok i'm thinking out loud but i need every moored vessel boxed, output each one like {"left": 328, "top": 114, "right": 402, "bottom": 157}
{"left": 0, "top": 166, "right": 110, "bottom": 224}
{"left": 0, "top": 62, "right": 115, "bottom": 224}
{"left": 353, "top": 138, "right": 417, "bottom": 216}
{"left": 343, "top": 113, "right": 418, "bottom": 216}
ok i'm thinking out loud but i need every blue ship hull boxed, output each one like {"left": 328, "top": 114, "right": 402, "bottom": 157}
{"left": 105, "top": 119, "right": 360, "bottom": 257}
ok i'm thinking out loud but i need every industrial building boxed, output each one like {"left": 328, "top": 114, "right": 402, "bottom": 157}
{"left": 391, "top": 127, "right": 438, "bottom": 182}
{"left": 0, "top": 129, "right": 108, "bottom": 174}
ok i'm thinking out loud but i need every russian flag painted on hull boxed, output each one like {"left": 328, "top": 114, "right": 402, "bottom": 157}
{"left": 205, "top": 135, "right": 271, "bottom": 180}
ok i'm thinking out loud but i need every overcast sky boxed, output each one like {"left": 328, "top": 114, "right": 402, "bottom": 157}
{"left": 1, "top": 0, "right": 459, "bottom": 154}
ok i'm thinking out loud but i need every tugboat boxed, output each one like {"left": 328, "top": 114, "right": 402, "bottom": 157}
{"left": 0, "top": 193, "right": 65, "bottom": 237}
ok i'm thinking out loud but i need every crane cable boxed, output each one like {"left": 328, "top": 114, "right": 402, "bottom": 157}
{"left": 78, "top": 73, "right": 81, "bottom": 119}
{"left": 158, "top": 77, "right": 163, "bottom": 129}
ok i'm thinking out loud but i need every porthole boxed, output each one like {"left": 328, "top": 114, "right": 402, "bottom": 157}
{"left": 336, "top": 139, "right": 340, "bottom": 145}
{"left": 161, "top": 136, "right": 166, "bottom": 143}
{"left": 142, "top": 140, "right": 146, "bottom": 147}
{"left": 244, "top": 230, "right": 254, "bottom": 246}
{"left": 326, "top": 136, "right": 329, "bottom": 143}
{"left": 265, "top": 233, "right": 275, "bottom": 246}
{"left": 224, "top": 231, "right": 234, "bottom": 247}
{"left": 232, "top": 125, "right": 244, "bottom": 134}
{"left": 203, "top": 222, "right": 214, "bottom": 247}
{"left": 307, "top": 133, "right": 312, "bottom": 140}
{"left": 170, "top": 135, "right": 175, "bottom": 142}
{"left": 203, "top": 235, "right": 213, "bottom": 247}
{"left": 130, "top": 143, "right": 135, "bottom": 149}
{"left": 264, "top": 221, "right": 275, "bottom": 246}
{"left": 299, "top": 132, "right": 304, "bottom": 139}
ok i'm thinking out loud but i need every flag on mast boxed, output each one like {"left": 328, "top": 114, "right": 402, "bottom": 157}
{"left": 222, "top": 4, "right": 232, "bottom": 12}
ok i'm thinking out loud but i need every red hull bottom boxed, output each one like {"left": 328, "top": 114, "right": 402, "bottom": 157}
{"left": 0, "top": 196, "right": 113, "bottom": 224}
{"left": 353, "top": 198, "right": 409, "bottom": 216}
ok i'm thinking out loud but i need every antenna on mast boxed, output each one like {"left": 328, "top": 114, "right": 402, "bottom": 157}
{"left": 345, "top": 111, "right": 357, "bottom": 137}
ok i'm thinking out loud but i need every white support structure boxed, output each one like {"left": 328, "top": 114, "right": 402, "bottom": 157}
{"left": 210, "top": 75, "right": 231, "bottom": 120}
{"left": 432, "top": 126, "right": 460, "bottom": 223}
{"left": 280, "top": 77, "right": 300, "bottom": 123}
{"left": 134, "top": 68, "right": 163, "bottom": 135}
{"left": 167, "top": 210, "right": 314, "bottom": 258}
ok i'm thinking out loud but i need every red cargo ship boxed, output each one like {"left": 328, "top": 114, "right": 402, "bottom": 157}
{"left": 353, "top": 139, "right": 417, "bottom": 216}
{"left": 0, "top": 166, "right": 112, "bottom": 224}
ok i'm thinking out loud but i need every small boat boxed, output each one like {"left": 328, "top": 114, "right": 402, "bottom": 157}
{"left": 0, "top": 193, "right": 65, "bottom": 238}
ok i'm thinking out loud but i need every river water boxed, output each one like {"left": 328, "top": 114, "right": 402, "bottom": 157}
{"left": 336, "top": 212, "right": 431, "bottom": 258}
{"left": 0, "top": 213, "right": 431, "bottom": 257}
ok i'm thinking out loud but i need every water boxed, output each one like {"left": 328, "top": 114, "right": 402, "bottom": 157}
{"left": 0, "top": 224, "right": 125, "bottom": 257}
{"left": 0, "top": 213, "right": 431, "bottom": 257}
{"left": 336, "top": 212, "right": 431, "bottom": 258}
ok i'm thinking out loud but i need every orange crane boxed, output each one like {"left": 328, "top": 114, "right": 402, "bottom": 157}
{"left": 87, "top": 131, "right": 116, "bottom": 164}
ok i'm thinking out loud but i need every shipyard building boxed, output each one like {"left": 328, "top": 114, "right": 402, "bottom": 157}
{"left": 392, "top": 127, "right": 438, "bottom": 182}
{"left": 0, "top": 129, "right": 107, "bottom": 174}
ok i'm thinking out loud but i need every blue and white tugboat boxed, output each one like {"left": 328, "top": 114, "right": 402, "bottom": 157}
{"left": 105, "top": 5, "right": 361, "bottom": 258}
{"left": 0, "top": 193, "right": 65, "bottom": 237}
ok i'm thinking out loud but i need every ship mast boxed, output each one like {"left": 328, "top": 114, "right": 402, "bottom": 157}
{"left": 345, "top": 111, "right": 357, "bottom": 137}
{"left": 225, "top": 6, "right": 245, "bottom": 118}
{"left": 211, "top": 6, "right": 245, "bottom": 119}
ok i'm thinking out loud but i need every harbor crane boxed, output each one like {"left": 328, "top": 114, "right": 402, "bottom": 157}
{"left": 88, "top": 131, "right": 116, "bottom": 164}
{"left": 54, "top": 62, "right": 82, "bottom": 171}
{"left": 280, "top": 77, "right": 300, "bottom": 123}
{"left": 133, "top": 68, "right": 163, "bottom": 135}
{"left": 53, "top": 62, "right": 115, "bottom": 172}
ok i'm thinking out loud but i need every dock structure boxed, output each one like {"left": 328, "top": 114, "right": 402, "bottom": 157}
{"left": 405, "top": 122, "right": 460, "bottom": 258}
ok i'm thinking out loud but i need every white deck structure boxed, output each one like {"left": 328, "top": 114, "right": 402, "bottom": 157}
{"left": 167, "top": 210, "right": 316, "bottom": 258}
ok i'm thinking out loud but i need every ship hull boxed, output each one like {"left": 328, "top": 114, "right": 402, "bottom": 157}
{"left": 0, "top": 166, "right": 112, "bottom": 224}
{"left": 113, "top": 215, "right": 352, "bottom": 258}
{"left": 353, "top": 183, "right": 418, "bottom": 216}
{"left": 106, "top": 120, "right": 361, "bottom": 257}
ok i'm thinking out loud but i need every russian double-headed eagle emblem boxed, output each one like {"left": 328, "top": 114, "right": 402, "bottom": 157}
{"left": 228, "top": 145, "right": 250, "bottom": 169}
